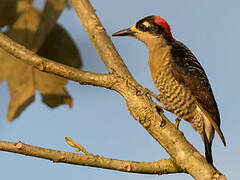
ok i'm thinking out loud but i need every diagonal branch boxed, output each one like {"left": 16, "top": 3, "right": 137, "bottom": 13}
{"left": 0, "top": 32, "right": 114, "bottom": 88}
{"left": 0, "top": 140, "right": 182, "bottom": 175}
{"left": 71, "top": 0, "right": 133, "bottom": 78}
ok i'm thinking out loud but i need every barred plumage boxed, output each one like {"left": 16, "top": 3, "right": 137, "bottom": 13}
{"left": 112, "top": 15, "right": 226, "bottom": 165}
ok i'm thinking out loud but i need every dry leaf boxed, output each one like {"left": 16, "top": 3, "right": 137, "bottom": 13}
{"left": 37, "top": 24, "right": 82, "bottom": 108}
{"left": 0, "top": 6, "right": 81, "bottom": 121}
{"left": 0, "top": 0, "right": 18, "bottom": 28}
{"left": 31, "top": 0, "right": 68, "bottom": 51}
{"left": 38, "top": 24, "right": 82, "bottom": 68}
{"left": 0, "top": 0, "right": 34, "bottom": 28}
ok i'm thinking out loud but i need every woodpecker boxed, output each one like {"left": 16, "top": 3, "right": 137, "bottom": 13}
{"left": 112, "top": 15, "right": 226, "bottom": 165}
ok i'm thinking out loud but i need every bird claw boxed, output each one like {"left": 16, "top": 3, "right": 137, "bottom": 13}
{"left": 175, "top": 118, "right": 181, "bottom": 129}
{"left": 155, "top": 104, "right": 165, "bottom": 113}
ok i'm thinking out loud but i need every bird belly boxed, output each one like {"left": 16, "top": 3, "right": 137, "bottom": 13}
{"left": 153, "top": 68, "right": 196, "bottom": 121}
{"left": 155, "top": 70, "right": 214, "bottom": 143}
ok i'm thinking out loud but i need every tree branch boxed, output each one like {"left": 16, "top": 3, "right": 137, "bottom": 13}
{"left": 71, "top": 0, "right": 133, "bottom": 78}
{"left": 0, "top": 32, "right": 114, "bottom": 88}
{"left": 0, "top": 140, "right": 182, "bottom": 175}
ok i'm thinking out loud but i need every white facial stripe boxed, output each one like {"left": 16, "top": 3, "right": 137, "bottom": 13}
{"left": 143, "top": 21, "right": 151, "bottom": 28}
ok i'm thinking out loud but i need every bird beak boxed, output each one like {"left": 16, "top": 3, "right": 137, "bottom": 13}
{"left": 112, "top": 28, "right": 135, "bottom": 37}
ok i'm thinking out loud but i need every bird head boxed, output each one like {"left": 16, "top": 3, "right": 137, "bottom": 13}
{"left": 112, "top": 16, "right": 173, "bottom": 46}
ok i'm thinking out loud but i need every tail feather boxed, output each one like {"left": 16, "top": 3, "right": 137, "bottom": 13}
{"left": 197, "top": 103, "right": 226, "bottom": 146}
{"left": 203, "top": 129, "right": 213, "bottom": 165}
{"left": 196, "top": 105, "right": 215, "bottom": 164}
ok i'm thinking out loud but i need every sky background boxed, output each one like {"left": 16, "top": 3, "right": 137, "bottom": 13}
{"left": 0, "top": 0, "right": 239, "bottom": 179}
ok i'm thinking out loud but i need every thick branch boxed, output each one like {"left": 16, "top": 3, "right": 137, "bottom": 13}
{"left": 71, "top": 0, "right": 132, "bottom": 78}
{"left": 0, "top": 140, "right": 182, "bottom": 175}
{"left": 0, "top": 32, "right": 113, "bottom": 88}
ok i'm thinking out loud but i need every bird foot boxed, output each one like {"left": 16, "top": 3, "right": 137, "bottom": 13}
{"left": 175, "top": 118, "right": 181, "bottom": 129}
{"left": 155, "top": 104, "right": 165, "bottom": 113}
{"left": 143, "top": 88, "right": 162, "bottom": 101}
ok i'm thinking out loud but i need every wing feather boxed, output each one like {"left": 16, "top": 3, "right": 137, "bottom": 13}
{"left": 170, "top": 40, "right": 226, "bottom": 146}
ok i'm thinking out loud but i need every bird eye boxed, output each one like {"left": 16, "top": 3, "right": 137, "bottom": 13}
{"left": 138, "top": 23, "right": 147, "bottom": 31}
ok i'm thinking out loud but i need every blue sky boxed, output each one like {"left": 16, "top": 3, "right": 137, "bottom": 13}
{"left": 0, "top": 0, "right": 238, "bottom": 179}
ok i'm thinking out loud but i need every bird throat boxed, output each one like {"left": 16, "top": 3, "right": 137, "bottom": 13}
{"left": 148, "top": 44, "right": 172, "bottom": 76}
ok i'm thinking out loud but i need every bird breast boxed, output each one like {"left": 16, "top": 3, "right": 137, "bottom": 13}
{"left": 148, "top": 46, "right": 196, "bottom": 121}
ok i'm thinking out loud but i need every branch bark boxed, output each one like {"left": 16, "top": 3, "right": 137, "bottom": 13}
{"left": 71, "top": 0, "right": 132, "bottom": 78}
{"left": 0, "top": 140, "right": 182, "bottom": 175}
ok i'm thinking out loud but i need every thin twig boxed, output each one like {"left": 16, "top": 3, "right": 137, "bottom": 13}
{"left": 65, "top": 137, "right": 93, "bottom": 155}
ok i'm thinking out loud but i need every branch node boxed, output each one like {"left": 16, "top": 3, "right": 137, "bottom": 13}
{"left": 15, "top": 141, "right": 24, "bottom": 149}
{"left": 142, "top": 119, "right": 151, "bottom": 129}
{"left": 59, "top": 155, "right": 66, "bottom": 161}
{"left": 124, "top": 164, "right": 131, "bottom": 172}
{"left": 37, "top": 61, "right": 45, "bottom": 71}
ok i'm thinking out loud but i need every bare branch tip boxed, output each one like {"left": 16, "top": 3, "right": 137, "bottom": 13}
{"left": 65, "top": 137, "right": 93, "bottom": 155}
